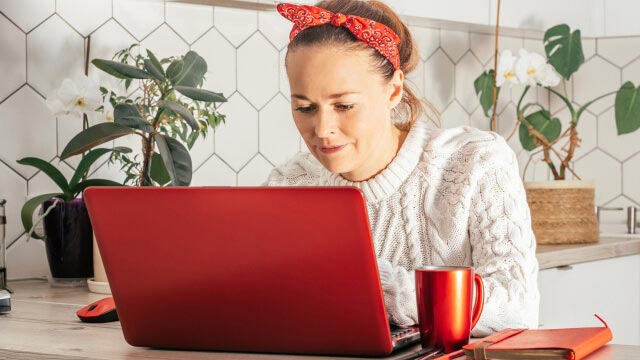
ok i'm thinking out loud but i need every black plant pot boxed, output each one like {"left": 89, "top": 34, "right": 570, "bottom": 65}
{"left": 42, "top": 198, "right": 94, "bottom": 281}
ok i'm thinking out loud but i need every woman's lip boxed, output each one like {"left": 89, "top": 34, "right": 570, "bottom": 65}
{"left": 318, "top": 144, "right": 347, "bottom": 154}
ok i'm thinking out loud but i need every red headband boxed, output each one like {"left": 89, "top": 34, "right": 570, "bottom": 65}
{"left": 276, "top": 2, "right": 401, "bottom": 70}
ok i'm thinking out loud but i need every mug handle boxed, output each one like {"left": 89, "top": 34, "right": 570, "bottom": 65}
{"left": 470, "top": 274, "right": 484, "bottom": 329}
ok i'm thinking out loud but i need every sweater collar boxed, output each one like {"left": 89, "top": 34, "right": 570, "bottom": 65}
{"left": 324, "top": 118, "right": 429, "bottom": 203}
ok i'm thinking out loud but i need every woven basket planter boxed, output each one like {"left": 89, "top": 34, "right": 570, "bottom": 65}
{"left": 524, "top": 180, "right": 599, "bottom": 245}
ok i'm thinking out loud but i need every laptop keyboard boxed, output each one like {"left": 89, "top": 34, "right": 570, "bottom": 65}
{"left": 390, "top": 327, "right": 416, "bottom": 338}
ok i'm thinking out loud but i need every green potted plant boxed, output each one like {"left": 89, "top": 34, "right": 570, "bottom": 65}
{"left": 474, "top": 24, "right": 640, "bottom": 244}
{"left": 58, "top": 45, "right": 227, "bottom": 292}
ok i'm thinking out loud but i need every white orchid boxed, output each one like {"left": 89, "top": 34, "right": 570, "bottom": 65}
{"left": 496, "top": 50, "right": 518, "bottom": 87}
{"left": 46, "top": 75, "right": 103, "bottom": 118}
{"left": 514, "top": 49, "right": 561, "bottom": 87}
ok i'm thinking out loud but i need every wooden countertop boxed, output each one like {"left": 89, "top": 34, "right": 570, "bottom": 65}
{"left": 536, "top": 234, "right": 640, "bottom": 270}
{"left": 1, "top": 280, "right": 639, "bottom": 360}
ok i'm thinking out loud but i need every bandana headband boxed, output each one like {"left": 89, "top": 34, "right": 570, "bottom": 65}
{"left": 276, "top": 2, "right": 401, "bottom": 70}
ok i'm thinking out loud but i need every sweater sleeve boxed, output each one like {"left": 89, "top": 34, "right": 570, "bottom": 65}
{"left": 467, "top": 137, "right": 540, "bottom": 337}
{"left": 377, "top": 258, "right": 419, "bottom": 326}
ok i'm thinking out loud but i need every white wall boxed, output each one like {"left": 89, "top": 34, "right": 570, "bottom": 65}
{"left": 0, "top": 0, "right": 639, "bottom": 278}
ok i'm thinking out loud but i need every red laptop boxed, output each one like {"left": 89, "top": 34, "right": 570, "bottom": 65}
{"left": 83, "top": 186, "right": 420, "bottom": 356}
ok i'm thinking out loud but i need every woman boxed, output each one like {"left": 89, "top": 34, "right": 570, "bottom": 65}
{"left": 263, "top": 0, "right": 539, "bottom": 337}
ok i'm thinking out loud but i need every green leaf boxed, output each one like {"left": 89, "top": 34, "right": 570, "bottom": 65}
{"left": 146, "top": 50, "right": 165, "bottom": 78}
{"left": 519, "top": 110, "right": 562, "bottom": 151}
{"left": 21, "top": 193, "right": 64, "bottom": 240}
{"left": 544, "top": 24, "right": 585, "bottom": 80}
{"left": 166, "top": 59, "right": 184, "bottom": 81}
{"left": 71, "top": 179, "right": 124, "bottom": 195}
{"left": 474, "top": 70, "right": 498, "bottom": 117}
{"left": 615, "top": 81, "right": 640, "bottom": 135}
{"left": 69, "top": 147, "right": 132, "bottom": 189}
{"left": 114, "top": 103, "right": 154, "bottom": 132}
{"left": 92, "top": 59, "right": 152, "bottom": 80}
{"left": 170, "top": 51, "right": 207, "bottom": 87}
{"left": 153, "top": 133, "right": 192, "bottom": 186}
{"left": 144, "top": 59, "right": 165, "bottom": 81}
{"left": 17, "top": 158, "right": 70, "bottom": 196}
{"left": 149, "top": 152, "right": 171, "bottom": 186}
{"left": 157, "top": 100, "right": 199, "bottom": 131}
{"left": 61, "top": 122, "right": 136, "bottom": 160}
{"left": 174, "top": 86, "right": 226, "bottom": 103}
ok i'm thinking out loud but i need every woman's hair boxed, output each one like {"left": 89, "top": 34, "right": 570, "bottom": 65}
{"left": 285, "top": 0, "right": 438, "bottom": 130}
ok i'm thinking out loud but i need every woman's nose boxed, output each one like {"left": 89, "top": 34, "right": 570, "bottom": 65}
{"left": 314, "top": 109, "right": 336, "bottom": 138}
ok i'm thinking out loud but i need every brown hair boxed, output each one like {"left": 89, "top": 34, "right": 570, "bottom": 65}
{"left": 284, "top": 0, "right": 430, "bottom": 130}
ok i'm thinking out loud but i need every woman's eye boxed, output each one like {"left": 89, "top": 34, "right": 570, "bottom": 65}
{"left": 336, "top": 104, "right": 354, "bottom": 111}
{"left": 295, "top": 106, "right": 314, "bottom": 113}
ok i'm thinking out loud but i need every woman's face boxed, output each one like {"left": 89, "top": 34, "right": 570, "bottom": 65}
{"left": 285, "top": 45, "right": 404, "bottom": 181}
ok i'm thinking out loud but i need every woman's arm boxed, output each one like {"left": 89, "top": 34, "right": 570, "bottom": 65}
{"left": 467, "top": 138, "right": 540, "bottom": 337}
{"left": 377, "top": 258, "right": 419, "bottom": 326}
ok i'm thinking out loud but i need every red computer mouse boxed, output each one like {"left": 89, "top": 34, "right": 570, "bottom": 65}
{"left": 76, "top": 296, "right": 119, "bottom": 323}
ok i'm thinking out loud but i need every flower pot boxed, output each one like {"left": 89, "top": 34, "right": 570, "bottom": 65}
{"left": 524, "top": 180, "right": 599, "bottom": 245}
{"left": 87, "top": 233, "right": 112, "bottom": 294}
{"left": 42, "top": 198, "right": 93, "bottom": 286}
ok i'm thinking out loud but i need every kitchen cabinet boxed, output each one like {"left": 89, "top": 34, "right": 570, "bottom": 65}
{"left": 538, "top": 254, "right": 640, "bottom": 345}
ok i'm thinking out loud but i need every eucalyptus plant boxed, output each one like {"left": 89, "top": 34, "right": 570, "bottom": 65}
{"left": 475, "top": 24, "right": 640, "bottom": 180}
{"left": 61, "top": 45, "right": 227, "bottom": 186}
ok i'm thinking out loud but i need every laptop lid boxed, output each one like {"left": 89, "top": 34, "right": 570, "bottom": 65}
{"left": 84, "top": 186, "right": 396, "bottom": 356}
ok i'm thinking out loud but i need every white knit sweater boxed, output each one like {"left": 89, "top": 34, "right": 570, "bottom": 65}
{"left": 261, "top": 118, "right": 540, "bottom": 337}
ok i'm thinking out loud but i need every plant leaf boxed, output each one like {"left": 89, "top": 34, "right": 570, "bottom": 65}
{"left": 69, "top": 147, "right": 132, "bottom": 190}
{"left": 114, "top": 103, "right": 154, "bottom": 132}
{"left": 16, "top": 158, "right": 70, "bottom": 196}
{"left": 153, "top": 133, "right": 192, "bottom": 186}
{"left": 144, "top": 59, "right": 165, "bottom": 81}
{"left": 615, "top": 81, "right": 640, "bottom": 135}
{"left": 149, "top": 151, "right": 171, "bottom": 186}
{"left": 166, "top": 59, "right": 184, "bottom": 81}
{"left": 157, "top": 100, "right": 199, "bottom": 131}
{"left": 544, "top": 24, "right": 585, "bottom": 80}
{"left": 474, "top": 70, "right": 498, "bottom": 117}
{"left": 170, "top": 51, "right": 207, "bottom": 87}
{"left": 71, "top": 179, "right": 124, "bottom": 195}
{"left": 21, "top": 193, "right": 64, "bottom": 240}
{"left": 146, "top": 50, "right": 165, "bottom": 78}
{"left": 61, "top": 123, "right": 136, "bottom": 160}
{"left": 174, "top": 86, "right": 227, "bottom": 103}
{"left": 519, "top": 110, "right": 562, "bottom": 151}
{"left": 92, "top": 59, "right": 152, "bottom": 79}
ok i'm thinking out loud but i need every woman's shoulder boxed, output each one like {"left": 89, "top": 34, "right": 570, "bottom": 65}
{"left": 262, "top": 151, "right": 326, "bottom": 186}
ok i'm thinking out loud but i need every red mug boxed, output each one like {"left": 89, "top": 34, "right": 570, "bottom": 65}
{"left": 415, "top": 266, "right": 484, "bottom": 353}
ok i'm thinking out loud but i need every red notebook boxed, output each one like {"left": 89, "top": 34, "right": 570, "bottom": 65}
{"left": 463, "top": 315, "right": 612, "bottom": 360}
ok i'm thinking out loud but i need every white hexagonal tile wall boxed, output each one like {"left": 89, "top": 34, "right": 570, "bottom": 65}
{"left": 57, "top": 0, "right": 111, "bottom": 36}
{"left": 470, "top": 33, "right": 494, "bottom": 65}
{"left": 140, "top": 24, "right": 189, "bottom": 60}
{"left": 523, "top": 38, "right": 545, "bottom": 59}
{"left": 27, "top": 15, "right": 84, "bottom": 97}
{"left": 238, "top": 154, "right": 273, "bottom": 186}
{"left": 191, "top": 154, "right": 236, "bottom": 186}
{"left": 597, "top": 107, "right": 640, "bottom": 161}
{"left": 582, "top": 38, "right": 596, "bottom": 60}
{"left": 455, "top": 52, "right": 482, "bottom": 113}
{"left": 28, "top": 159, "right": 74, "bottom": 196}
{"left": 214, "top": 6, "right": 257, "bottom": 47}
{"left": 518, "top": 152, "right": 550, "bottom": 182}
{"left": 214, "top": 93, "right": 258, "bottom": 171}
{"left": 623, "top": 153, "right": 640, "bottom": 204}
{"left": 470, "top": 106, "right": 490, "bottom": 131}
{"left": 597, "top": 37, "right": 640, "bottom": 67}
{"left": 279, "top": 47, "right": 290, "bottom": 99}
{"left": 0, "top": 0, "right": 54, "bottom": 33}
{"left": 497, "top": 35, "right": 523, "bottom": 56}
{"left": 189, "top": 133, "right": 215, "bottom": 171}
{"left": 258, "top": 10, "right": 290, "bottom": 50}
{"left": 551, "top": 106, "right": 597, "bottom": 161}
{"left": 497, "top": 104, "right": 522, "bottom": 154}
{"left": 0, "top": 15, "right": 25, "bottom": 102}
{"left": 574, "top": 149, "right": 621, "bottom": 205}
{"left": 165, "top": 3, "right": 213, "bottom": 44}
{"left": 622, "top": 57, "right": 640, "bottom": 84}
{"left": 0, "top": 161, "right": 27, "bottom": 245}
{"left": 0, "top": 87, "right": 57, "bottom": 178}
{"left": 88, "top": 20, "right": 138, "bottom": 86}
{"left": 548, "top": 79, "right": 573, "bottom": 115}
{"left": 597, "top": 195, "right": 638, "bottom": 225}
{"left": 406, "top": 60, "right": 425, "bottom": 99}
{"left": 6, "top": 235, "right": 50, "bottom": 279}
{"left": 237, "top": 33, "right": 279, "bottom": 109}
{"left": 259, "top": 94, "right": 298, "bottom": 166}
{"left": 573, "top": 56, "right": 620, "bottom": 115}
{"left": 424, "top": 49, "right": 454, "bottom": 113}
{"left": 440, "top": 30, "right": 468, "bottom": 63}
{"left": 192, "top": 28, "right": 237, "bottom": 99}
{"left": 88, "top": 158, "right": 127, "bottom": 184}
{"left": 113, "top": 0, "right": 164, "bottom": 41}
{"left": 440, "top": 101, "right": 468, "bottom": 129}
{"left": 411, "top": 26, "right": 439, "bottom": 61}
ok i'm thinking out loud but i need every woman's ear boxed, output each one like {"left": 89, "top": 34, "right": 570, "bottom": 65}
{"left": 387, "top": 69, "right": 404, "bottom": 110}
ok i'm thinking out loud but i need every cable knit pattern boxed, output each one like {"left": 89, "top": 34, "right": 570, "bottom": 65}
{"left": 261, "top": 118, "right": 540, "bottom": 337}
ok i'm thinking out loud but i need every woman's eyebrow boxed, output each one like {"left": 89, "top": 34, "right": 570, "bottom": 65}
{"left": 291, "top": 92, "right": 360, "bottom": 100}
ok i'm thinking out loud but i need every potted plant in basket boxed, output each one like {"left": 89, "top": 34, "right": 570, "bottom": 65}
{"left": 58, "top": 45, "right": 227, "bottom": 292}
{"left": 474, "top": 24, "right": 640, "bottom": 244}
